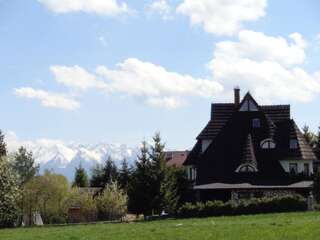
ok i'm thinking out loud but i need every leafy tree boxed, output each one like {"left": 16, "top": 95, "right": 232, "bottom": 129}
{"left": 128, "top": 141, "right": 153, "bottom": 216}
{"left": 161, "top": 166, "right": 190, "bottom": 214}
{"left": 23, "top": 171, "right": 69, "bottom": 224}
{"left": 0, "top": 157, "right": 21, "bottom": 227}
{"left": 302, "top": 125, "right": 317, "bottom": 148}
{"left": 149, "top": 132, "right": 166, "bottom": 214}
{"left": 72, "top": 164, "right": 89, "bottom": 188}
{"left": 12, "top": 147, "right": 39, "bottom": 186}
{"left": 96, "top": 181, "right": 127, "bottom": 221}
{"left": 0, "top": 130, "right": 7, "bottom": 158}
{"left": 118, "top": 158, "right": 132, "bottom": 190}
{"left": 63, "top": 188, "right": 97, "bottom": 223}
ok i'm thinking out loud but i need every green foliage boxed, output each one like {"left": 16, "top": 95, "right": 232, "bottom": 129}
{"left": 128, "top": 141, "right": 153, "bottom": 215}
{"left": 23, "top": 171, "right": 69, "bottom": 224}
{"left": 118, "top": 158, "right": 132, "bottom": 190}
{"left": 72, "top": 164, "right": 89, "bottom": 188}
{"left": 90, "top": 157, "right": 118, "bottom": 188}
{"left": 96, "top": 181, "right": 127, "bottom": 221}
{"left": 302, "top": 125, "right": 317, "bottom": 148}
{"left": 178, "top": 195, "right": 307, "bottom": 218}
{"left": 12, "top": 147, "right": 39, "bottom": 186}
{"left": 63, "top": 188, "right": 97, "bottom": 223}
{"left": 161, "top": 166, "right": 190, "bottom": 214}
{"left": 0, "top": 130, "right": 7, "bottom": 158}
{"left": 0, "top": 157, "right": 21, "bottom": 227}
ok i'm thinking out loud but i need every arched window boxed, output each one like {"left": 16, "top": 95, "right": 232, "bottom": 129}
{"left": 260, "top": 139, "right": 276, "bottom": 149}
{"left": 235, "top": 163, "right": 258, "bottom": 173}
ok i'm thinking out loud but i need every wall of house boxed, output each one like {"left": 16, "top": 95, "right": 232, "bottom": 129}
{"left": 279, "top": 160, "right": 313, "bottom": 175}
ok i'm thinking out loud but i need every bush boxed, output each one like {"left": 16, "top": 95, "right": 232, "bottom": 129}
{"left": 49, "top": 215, "right": 66, "bottom": 224}
{"left": 178, "top": 195, "right": 307, "bottom": 218}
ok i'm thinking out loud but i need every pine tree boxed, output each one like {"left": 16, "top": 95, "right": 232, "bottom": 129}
{"left": 128, "top": 141, "right": 153, "bottom": 216}
{"left": 118, "top": 158, "right": 132, "bottom": 190}
{"left": 12, "top": 147, "right": 39, "bottom": 186}
{"left": 72, "top": 163, "right": 89, "bottom": 188}
{"left": 90, "top": 164, "right": 105, "bottom": 187}
{"left": 302, "top": 125, "right": 316, "bottom": 148}
{"left": 102, "top": 157, "right": 118, "bottom": 186}
{"left": 0, "top": 130, "right": 7, "bottom": 158}
{"left": 0, "top": 157, "right": 21, "bottom": 227}
{"left": 149, "top": 132, "right": 166, "bottom": 214}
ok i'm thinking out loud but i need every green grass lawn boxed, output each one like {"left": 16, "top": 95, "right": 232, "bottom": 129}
{"left": 1, "top": 212, "right": 320, "bottom": 240}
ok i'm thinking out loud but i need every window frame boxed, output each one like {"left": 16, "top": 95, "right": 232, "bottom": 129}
{"left": 289, "top": 163, "right": 298, "bottom": 175}
{"left": 260, "top": 138, "right": 276, "bottom": 149}
{"left": 290, "top": 139, "right": 298, "bottom": 149}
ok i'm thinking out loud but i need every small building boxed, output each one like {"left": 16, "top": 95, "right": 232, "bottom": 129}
{"left": 165, "top": 151, "right": 189, "bottom": 167}
{"left": 184, "top": 88, "right": 316, "bottom": 201}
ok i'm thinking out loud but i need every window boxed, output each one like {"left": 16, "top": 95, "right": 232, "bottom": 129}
{"left": 188, "top": 167, "right": 197, "bottom": 181}
{"left": 290, "top": 139, "right": 298, "bottom": 149}
{"left": 304, "top": 163, "right": 309, "bottom": 176}
{"left": 289, "top": 163, "right": 298, "bottom": 175}
{"left": 252, "top": 118, "right": 261, "bottom": 128}
{"left": 260, "top": 139, "right": 276, "bottom": 149}
{"left": 201, "top": 140, "right": 212, "bottom": 153}
{"left": 236, "top": 163, "right": 258, "bottom": 173}
{"left": 239, "top": 99, "right": 258, "bottom": 112}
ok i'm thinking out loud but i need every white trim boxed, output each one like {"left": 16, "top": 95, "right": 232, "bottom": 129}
{"left": 235, "top": 163, "right": 258, "bottom": 173}
{"left": 279, "top": 160, "right": 313, "bottom": 175}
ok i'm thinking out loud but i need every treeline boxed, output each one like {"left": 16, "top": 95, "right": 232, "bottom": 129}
{"left": 302, "top": 125, "right": 320, "bottom": 156}
{"left": 72, "top": 133, "right": 191, "bottom": 216}
{"left": 0, "top": 130, "right": 190, "bottom": 227}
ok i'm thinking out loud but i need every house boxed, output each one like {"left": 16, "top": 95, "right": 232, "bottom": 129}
{"left": 165, "top": 151, "right": 189, "bottom": 167}
{"left": 184, "top": 88, "right": 316, "bottom": 201}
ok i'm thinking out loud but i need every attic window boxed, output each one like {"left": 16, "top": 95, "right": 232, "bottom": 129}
{"left": 235, "top": 163, "right": 258, "bottom": 173}
{"left": 290, "top": 139, "right": 298, "bottom": 149}
{"left": 252, "top": 118, "right": 261, "bottom": 128}
{"left": 260, "top": 139, "right": 276, "bottom": 149}
{"left": 239, "top": 99, "right": 258, "bottom": 112}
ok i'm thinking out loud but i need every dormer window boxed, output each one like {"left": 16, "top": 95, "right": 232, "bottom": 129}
{"left": 260, "top": 139, "right": 276, "bottom": 149}
{"left": 235, "top": 163, "right": 258, "bottom": 173}
{"left": 252, "top": 118, "right": 261, "bottom": 128}
{"left": 290, "top": 139, "right": 298, "bottom": 149}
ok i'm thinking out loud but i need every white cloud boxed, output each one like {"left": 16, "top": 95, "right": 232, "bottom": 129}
{"left": 317, "top": 33, "right": 320, "bottom": 44}
{"left": 46, "top": 59, "right": 223, "bottom": 109}
{"left": 209, "top": 30, "right": 320, "bottom": 103}
{"left": 177, "top": 0, "right": 267, "bottom": 36}
{"left": 14, "top": 87, "right": 80, "bottom": 111}
{"left": 50, "top": 65, "right": 108, "bottom": 91}
{"left": 38, "top": 0, "right": 132, "bottom": 16}
{"left": 146, "top": 0, "right": 173, "bottom": 20}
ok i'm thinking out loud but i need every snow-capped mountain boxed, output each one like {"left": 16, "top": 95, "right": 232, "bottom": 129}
{"left": 5, "top": 131, "right": 139, "bottom": 181}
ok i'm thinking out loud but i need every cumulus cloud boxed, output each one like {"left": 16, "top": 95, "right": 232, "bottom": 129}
{"left": 38, "top": 0, "right": 132, "bottom": 16}
{"left": 146, "top": 0, "right": 173, "bottom": 20}
{"left": 14, "top": 87, "right": 80, "bottom": 111}
{"left": 177, "top": 0, "right": 267, "bottom": 36}
{"left": 209, "top": 30, "right": 320, "bottom": 103}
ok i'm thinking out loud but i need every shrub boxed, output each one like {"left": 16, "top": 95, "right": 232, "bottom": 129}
{"left": 49, "top": 215, "right": 66, "bottom": 224}
{"left": 96, "top": 181, "right": 127, "bottom": 221}
{"left": 177, "top": 195, "right": 307, "bottom": 218}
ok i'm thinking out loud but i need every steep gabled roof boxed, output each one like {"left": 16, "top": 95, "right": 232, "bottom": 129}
{"left": 197, "top": 103, "right": 235, "bottom": 140}
{"left": 289, "top": 120, "right": 317, "bottom": 161}
{"left": 261, "top": 105, "right": 290, "bottom": 122}
{"left": 241, "top": 134, "right": 257, "bottom": 167}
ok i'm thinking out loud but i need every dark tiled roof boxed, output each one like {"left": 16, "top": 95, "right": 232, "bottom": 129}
{"left": 241, "top": 134, "right": 257, "bottom": 167}
{"left": 289, "top": 120, "right": 317, "bottom": 161}
{"left": 261, "top": 105, "right": 290, "bottom": 122}
{"left": 197, "top": 103, "right": 235, "bottom": 140}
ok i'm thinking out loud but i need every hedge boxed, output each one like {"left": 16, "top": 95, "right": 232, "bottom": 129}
{"left": 178, "top": 195, "right": 307, "bottom": 218}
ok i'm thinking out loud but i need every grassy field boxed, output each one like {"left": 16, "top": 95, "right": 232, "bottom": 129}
{"left": 1, "top": 212, "right": 320, "bottom": 240}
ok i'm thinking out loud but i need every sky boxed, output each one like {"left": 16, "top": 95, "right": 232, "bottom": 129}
{"left": 1, "top": 0, "right": 320, "bottom": 150}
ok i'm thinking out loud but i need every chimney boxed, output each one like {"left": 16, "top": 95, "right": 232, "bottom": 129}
{"left": 234, "top": 87, "right": 240, "bottom": 106}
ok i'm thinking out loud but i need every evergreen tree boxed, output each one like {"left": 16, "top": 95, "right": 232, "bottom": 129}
{"left": 90, "top": 164, "right": 105, "bottom": 187}
{"left": 161, "top": 166, "right": 190, "bottom": 214}
{"left": 0, "top": 157, "right": 21, "bottom": 227}
{"left": 102, "top": 157, "right": 118, "bottom": 186}
{"left": 0, "top": 130, "right": 7, "bottom": 158}
{"left": 72, "top": 163, "right": 89, "bottom": 188}
{"left": 118, "top": 158, "right": 132, "bottom": 190}
{"left": 12, "top": 147, "right": 39, "bottom": 186}
{"left": 128, "top": 141, "right": 153, "bottom": 216}
{"left": 149, "top": 132, "right": 166, "bottom": 214}
{"left": 302, "top": 125, "right": 316, "bottom": 148}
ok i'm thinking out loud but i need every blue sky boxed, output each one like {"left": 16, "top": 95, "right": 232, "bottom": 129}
{"left": 1, "top": 0, "right": 320, "bottom": 149}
